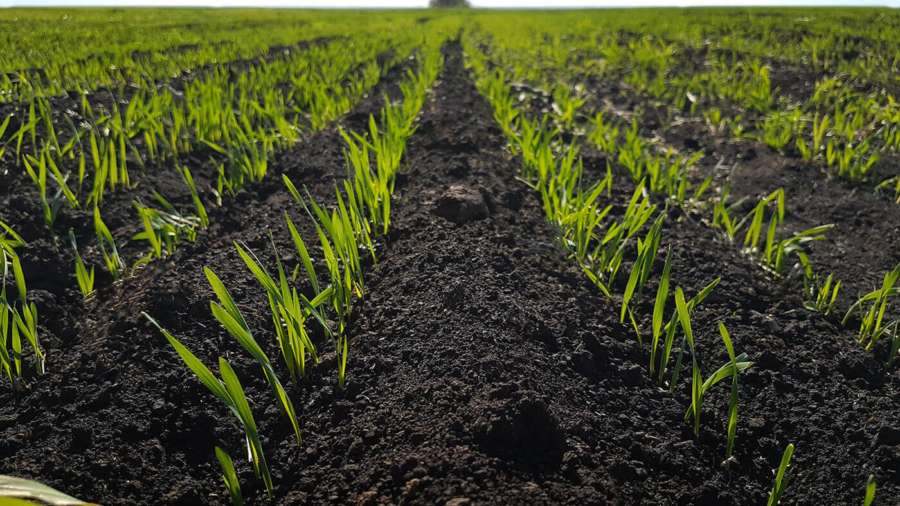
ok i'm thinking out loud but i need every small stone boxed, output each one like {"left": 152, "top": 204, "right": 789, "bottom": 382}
{"left": 434, "top": 186, "right": 488, "bottom": 224}
{"left": 357, "top": 490, "right": 378, "bottom": 506}
{"left": 446, "top": 499, "right": 471, "bottom": 506}
{"left": 404, "top": 478, "right": 421, "bottom": 497}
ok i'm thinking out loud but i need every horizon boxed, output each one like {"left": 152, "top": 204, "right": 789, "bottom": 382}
{"left": 2, "top": 1, "right": 898, "bottom": 8}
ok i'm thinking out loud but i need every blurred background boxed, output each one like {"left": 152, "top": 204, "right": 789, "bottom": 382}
{"left": 2, "top": 0, "right": 898, "bottom": 8}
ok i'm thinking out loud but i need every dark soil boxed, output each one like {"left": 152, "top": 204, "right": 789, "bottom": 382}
{"left": 1, "top": 41, "right": 899, "bottom": 506}
{"left": 543, "top": 56, "right": 900, "bottom": 310}
{"left": 645, "top": 103, "right": 900, "bottom": 309}
{"left": 0, "top": 40, "right": 416, "bottom": 339}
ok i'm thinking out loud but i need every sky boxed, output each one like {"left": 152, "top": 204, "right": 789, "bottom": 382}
{"left": 2, "top": 0, "right": 898, "bottom": 7}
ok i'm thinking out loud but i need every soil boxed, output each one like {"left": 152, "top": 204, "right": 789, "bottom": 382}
{"left": 526, "top": 53, "right": 900, "bottom": 310}
{"left": 634, "top": 94, "right": 900, "bottom": 310}
{"left": 0, "top": 38, "right": 415, "bottom": 329}
{"left": 1, "top": 40, "right": 899, "bottom": 506}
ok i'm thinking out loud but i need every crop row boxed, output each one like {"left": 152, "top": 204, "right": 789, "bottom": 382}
{"left": 134, "top": 40, "right": 445, "bottom": 504}
{"left": 463, "top": 27, "right": 888, "bottom": 504}
{"left": 0, "top": 20, "right": 454, "bottom": 393}
{"left": 467, "top": 19, "right": 900, "bottom": 359}
{"left": 472, "top": 10, "right": 900, "bottom": 195}
{"left": 0, "top": 20, "right": 466, "bottom": 323}
{"left": 0, "top": 9, "right": 448, "bottom": 103}
{"left": 1, "top": 34, "right": 445, "bottom": 506}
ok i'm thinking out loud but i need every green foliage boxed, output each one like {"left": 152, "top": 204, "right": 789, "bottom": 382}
{"left": 143, "top": 314, "right": 274, "bottom": 498}
{"left": 767, "top": 444, "right": 795, "bottom": 506}
{"left": 215, "top": 447, "right": 243, "bottom": 506}
{"left": 0, "top": 245, "right": 44, "bottom": 383}
{"left": 0, "top": 474, "right": 100, "bottom": 505}
{"left": 68, "top": 229, "right": 94, "bottom": 298}
{"left": 93, "top": 207, "right": 125, "bottom": 282}
{"left": 863, "top": 475, "right": 876, "bottom": 506}
{"left": 205, "top": 267, "right": 302, "bottom": 445}
{"left": 796, "top": 252, "right": 841, "bottom": 315}
{"left": 712, "top": 186, "right": 832, "bottom": 277}
{"left": 842, "top": 262, "right": 900, "bottom": 360}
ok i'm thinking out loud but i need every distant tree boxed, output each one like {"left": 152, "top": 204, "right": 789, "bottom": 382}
{"left": 429, "top": 0, "right": 471, "bottom": 8}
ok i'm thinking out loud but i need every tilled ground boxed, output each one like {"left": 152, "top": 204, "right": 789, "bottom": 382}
{"left": 563, "top": 56, "right": 900, "bottom": 307}
{"left": 647, "top": 108, "right": 900, "bottom": 309}
{"left": 0, "top": 41, "right": 899, "bottom": 506}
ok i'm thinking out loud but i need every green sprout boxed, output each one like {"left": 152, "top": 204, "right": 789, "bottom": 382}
{"left": 143, "top": 314, "right": 274, "bottom": 499}
{"left": 68, "top": 229, "right": 94, "bottom": 298}
{"left": 767, "top": 444, "right": 795, "bottom": 506}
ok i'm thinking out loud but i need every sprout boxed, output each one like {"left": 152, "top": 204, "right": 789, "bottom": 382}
{"left": 718, "top": 323, "right": 744, "bottom": 468}
{"left": 178, "top": 166, "right": 209, "bottom": 228}
{"left": 842, "top": 262, "right": 900, "bottom": 355}
{"left": 215, "top": 447, "right": 243, "bottom": 506}
{"left": 1, "top": 252, "right": 44, "bottom": 377}
{"left": 205, "top": 267, "right": 302, "bottom": 445}
{"left": 863, "top": 475, "right": 876, "bottom": 506}
{"left": 22, "top": 151, "right": 62, "bottom": 230}
{"left": 649, "top": 246, "right": 672, "bottom": 375}
{"left": 68, "top": 229, "right": 94, "bottom": 298}
{"left": 621, "top": 213, "right": 665, "bottom": 346}
{"left": 715, "top": 186, "right": 832, "bottom": 277}
{"left": 132, "top": 194, "right": 201, "bottom": 266}
{"left": 94, "top": 207, "right": 124, "bottom": 282}
{"left": 657, "top": 278, "right": 720, "bottom": 388}
{"left": 674, "top": 287, "right": 702, "bottom": 436}
{"left": 767, "top": 444, "right": 795, "bottom": 506}
{"left": 796, "top": 251, "right": 840, "bottom": 315}
{"left": 143, "top": 314, "right": 274, "bottom": 498}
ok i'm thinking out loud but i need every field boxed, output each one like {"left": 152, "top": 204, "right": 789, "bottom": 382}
{"left": 1, "top": 6, "right": 900, "bottom": 505}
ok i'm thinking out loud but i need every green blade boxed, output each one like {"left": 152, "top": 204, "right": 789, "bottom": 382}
{"left": 214, "top": 447, "right": 243, "bottom": 506}
{"left": 218, "top": 358, "right": 274, "bottom": 498}
{"left": 0, "top": 475, "right": 100, "bottom": 505}
{"left": 143, "top": 313, "right": 234, "bottom": 412}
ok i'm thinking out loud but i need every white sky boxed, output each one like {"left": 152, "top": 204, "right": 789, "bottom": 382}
{"left": 3, "top": 0, "right": 898, "bottom": 7}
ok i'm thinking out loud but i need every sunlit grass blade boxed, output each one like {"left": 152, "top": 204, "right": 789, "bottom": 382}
{"left": 719, "top": 322, "right": 740, "bottom": 468}
{"left": 143, "top": 313, "right": 273, "bottom": 498}
{"left": 215, "top": 447, "right": 243, "bottom": 506}
{"left": 767, "top": 443, "right": 795, "bottom": 506}
{"left": 205, "top": 267, "right": 302, "bottom": 445}
{"left": 68, "top": 230, "right": 94, "bottom": 298}
{"left": 863, "top": 475, "right": 876, "bottom": 506}
{"left": 0, "top": 474, "right": 100, "bottom": 505}
{"left": 649, "top": 247, "right": 671, "bottom": 374}
{"left": 219, "top": 358, "right": 273, "bottom": 498}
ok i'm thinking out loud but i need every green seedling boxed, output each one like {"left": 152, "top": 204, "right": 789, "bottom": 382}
{"left": 94, "top": 207, "right": 124, "bottom": 281}
{"left": 863, "top": 475, "right": 876, "bottom": 506}
{"left": 719, "top": 323, "right": 751, "bottom": 468}
{"left": 649, "top": 246, "right": 672, "bottom": 375}
{"left": 1, "top": 252, "right": 44, "bottom": 377}
{"left": 843, "top": 262, "right": 900, "bottom": 355}
{"left": 655, "top": 278, "right": 720, "bottom": 388}
{"left": 143, "top": 314, "right": 274, "bottom": 498}
{"left": 215, "top": 447, "right": 243, "bottom": 506}
{"left": 674, "top": 287, "right": 702, "bottom": 436}
{"left": 795, "top": 252, "right": 840, "bottom": 315}
{"left": 235, "top": 240, "right": 325, "bottom": 369}
{"left": 68, "top": 229, "right": 94, "bottom": 298}
{"left": 621, "top": 213, "right": 665, "bottom": 345}
{"left": 205, "top": 267, "right": 302, "bottom": 444}
{"left": 178, "top": 166, "right": 209, "bottom": 228}
{"left": 767, "top": 444, "right": 795, "bottom": 506}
